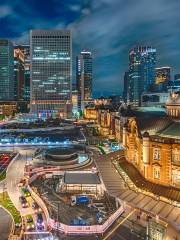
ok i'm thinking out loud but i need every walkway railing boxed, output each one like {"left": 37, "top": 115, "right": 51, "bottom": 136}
{"left": 48, "top": 205, "right": 124, "bottom": 235}
{"left": 27, "top": 169, "right": 125, "bottom": 235}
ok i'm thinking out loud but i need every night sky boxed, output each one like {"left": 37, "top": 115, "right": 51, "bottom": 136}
{"left": 0, "top": 0, "right": 180, "bottom": 97}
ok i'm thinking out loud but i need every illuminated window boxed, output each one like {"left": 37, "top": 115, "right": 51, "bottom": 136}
{"left": 153, "top": 148, "right": 160, "bottom": 161}
{"left": 173, "top": 149, "right": 180, "bottom": 163}
{"left": 154, "top": 167, "right": 160, "bottom": 179}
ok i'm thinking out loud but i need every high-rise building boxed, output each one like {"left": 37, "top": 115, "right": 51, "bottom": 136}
{"left": 30, "top": 30, "right": 72, "bottom": 118}
{"left": 76, "top": 51, "right": 92, "bottom": 111}
{"left": 126, "top": 46, "right": 156, "bottom": 106}
{"left": 168, "top": 74, "right": 180, "bottom": 93}
{"left": 0, "top": 39, "right": 14, "bottom": 101}
{"left": 14, "top": 48, "right": 25, "bottom": 101}
{"left": 123, "top": 71, "right": 129, "bottom": 103}
{"left": 14, "top": 44, "right": 30, "bottom": 112}
{"left": 155, "top": 67, "right": 171, "bottom": 91}
{"left": 18, "top": 45, "right": 30, "bottom": 103}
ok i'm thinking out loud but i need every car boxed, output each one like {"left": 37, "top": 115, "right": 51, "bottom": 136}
{"left": 19, "top": 196, "right": 28, "bottom": 208}
{"left": 21, "top": 187, "right": 31, "bottom": 197}
{"left": 26, "top": 215, "right": 35, "bottom": 230}
{"left": 18, "top": 178, "right": 26, "bottom": 187}
{"left": 32, "top": 202, "right": 41, "bottom": 213}
{"left": 36, "top": 213, "right": 44, "bottom": 230}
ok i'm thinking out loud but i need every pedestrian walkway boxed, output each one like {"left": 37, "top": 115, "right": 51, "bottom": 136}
{"left": 117, "top": 157, "right": 180, "bottom": 202}
{"left": 93, "top": 150, "right": 180, "bottom": 233}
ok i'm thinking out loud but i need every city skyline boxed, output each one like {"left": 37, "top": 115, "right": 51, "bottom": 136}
{"left": 1, "top": 0, "right": 180, "bottom": 96}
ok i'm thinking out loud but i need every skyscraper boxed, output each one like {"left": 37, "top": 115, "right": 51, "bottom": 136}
{"left": 14, "top": 47, "right": 25, "bottom": 102}
{"left": 0, "top": 39, "right": 14, "bottom": 101}
{"left": 30, "top": 30, "right": 72, "bottom": 118}
{"left": 126, "top": 46, "right": 156, "bottom": 106}
{"left": 168, "top": 74, "right": 180, "bottom": 93}
{"left": 123, "top": 71, "right": 129, "bottom": 103}
{"left": 155, "top": 67, "right": 171, "bottom": 91}
{"left": 76, "top": 51, "right": 92, "bottom": 111}
{"left": 16, "top": 45, "right": 30, "bottom": 103}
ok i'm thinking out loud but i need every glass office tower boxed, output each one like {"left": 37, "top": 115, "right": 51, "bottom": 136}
{"left": 76, "top": 51, "right": 92, "bottom": 111}
{"left": 168, "top": 74, "right": 180, "bottom": 93}
{"left": 155, "top": 67, "right": 171, "bottom": 92}
{"left": 30, "top": 30, "right": 72, "bottom": 118}
{"left": 0, "top": 39, "right": 14, "bottom": 101}
{"left": 14, "top": 48, "right": 25, "bottom": 101}
{"left": 127, "top": 46, "right": 156, "bottom": 106}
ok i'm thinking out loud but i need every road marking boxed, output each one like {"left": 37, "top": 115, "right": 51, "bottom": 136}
{"left": 103, "top": 209, "right": 136, "bottom": 240}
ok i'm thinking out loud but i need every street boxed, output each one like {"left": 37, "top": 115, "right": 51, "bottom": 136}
{"left": 0, "top": 207, "right": 13, "bottom": 240}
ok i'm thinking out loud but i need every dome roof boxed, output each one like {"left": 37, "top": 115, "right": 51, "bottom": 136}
{"left": 166, "top": 93, "right": 180, "bottom": 105}
{"left": 143, "top": 131, "right": 149, "bottom": 138}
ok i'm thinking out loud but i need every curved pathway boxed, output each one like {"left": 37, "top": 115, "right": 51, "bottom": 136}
{"left": 6, "top": 149, "right": 36, "bottom": 216}
{"left": 0, "top": 207, "right": 12, "bottom": 240}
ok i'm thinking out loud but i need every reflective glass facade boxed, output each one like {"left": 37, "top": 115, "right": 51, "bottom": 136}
{"left": 155, "top": 67, "right": 171, "bottom": 92}
{"left": 30, "top": 30, "right": 72, "bottom": 118}
{"left": 14, "top": 48, "right": 25, "bottom": 101}
{"left": 76, "top": 51, "right": 92, "bottom": 111}
{"left": 0, "top": 39, "right": 14, "bottom": 101}
{"left": 168, "top": 74, "right": 180, "bottom": 93}
{"left": 127, "top": 46, "right": 156, "bottom": 106}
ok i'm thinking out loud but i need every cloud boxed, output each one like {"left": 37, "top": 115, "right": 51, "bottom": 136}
{"left": 1, "top": 0, "right": 180, "bottom": 96}
{"left": 67, "top": 0, "right": 180, "bottom": 94}
{"left": 0, "top": 5, "right": 12, "bottom": 18}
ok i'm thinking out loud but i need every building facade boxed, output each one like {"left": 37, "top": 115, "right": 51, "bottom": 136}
{"left": 126, "top": 46, "right": 156, "bottom": 106}
{"left": 141, "top": 92, "right": 169, "bottom": 107}
{"left": 30, "top": 30, "right": 72, "bottom": 118}
{"left": 14, "top": 47, "right": 25, "bottom": 102}
{"left": 77, "top": 51, "right": 92, "bottom": 111}
{"left": 123, "top": 71, "right": 129, "bottom": 103}
{"left": 15, "top": 45, "right": 31, "bottom": 107}
{"left": 0, "top": 39, "right": 14, "bottom": 101}
{"left": 84, "top": 94, "right": 180, "bottom": 188}
{"left": 168, "top": 74, "right": 180, "bottom": 93}
{"left": 155, "top": 67, "right": 171, "bottom": 92}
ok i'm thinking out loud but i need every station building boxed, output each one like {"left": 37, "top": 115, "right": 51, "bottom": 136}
{"left": 84, "top": 93, "right": 180, "bottom": 189}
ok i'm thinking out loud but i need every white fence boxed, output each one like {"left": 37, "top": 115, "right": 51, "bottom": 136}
{"left": 48, "top": 205, "right": 124, "bottom": 235}
{"left": 28, "top": 171, "right": 125, "bottom": 235}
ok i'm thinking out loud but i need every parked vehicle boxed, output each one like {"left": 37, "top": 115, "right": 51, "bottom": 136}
{"left": 21, "top": 187, "right": 31, "bottom": 197}
{"left": 18, "top": 178, "right": 26, "bottom": 187}
{"left": 36, "top": 213, "right": 44, "bottom": 230}
{"left": 19, "top": 196, "right": 28, "bottom": 208}
{"left": 71, "top": 195, "right": 90, "bottom": 206}
{"left": 26, "top": 215, "right": 35, "bottom": 230}
{"left": 32, "top": 202, "right": 41, "bottom": 213}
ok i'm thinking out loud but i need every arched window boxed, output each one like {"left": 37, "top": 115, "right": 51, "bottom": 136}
{"left": 153, "top": 167, "right": 160, "bottom": 179}
{"left": 153, "top": 148, "right": 161, "bottom": 161}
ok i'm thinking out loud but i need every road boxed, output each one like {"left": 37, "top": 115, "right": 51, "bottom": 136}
{"left": 6, "top": 148, "right": 36, "bottom": 216}
{"left": 0, "top": 207, "right": 13, "bottom": 240}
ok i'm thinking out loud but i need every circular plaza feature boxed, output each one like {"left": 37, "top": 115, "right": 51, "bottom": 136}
{"left": 45, "top": 147, "right": 79, "bottom": 165}
{"left": 33, "top": 145, "right": 91, "bottom": 169}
